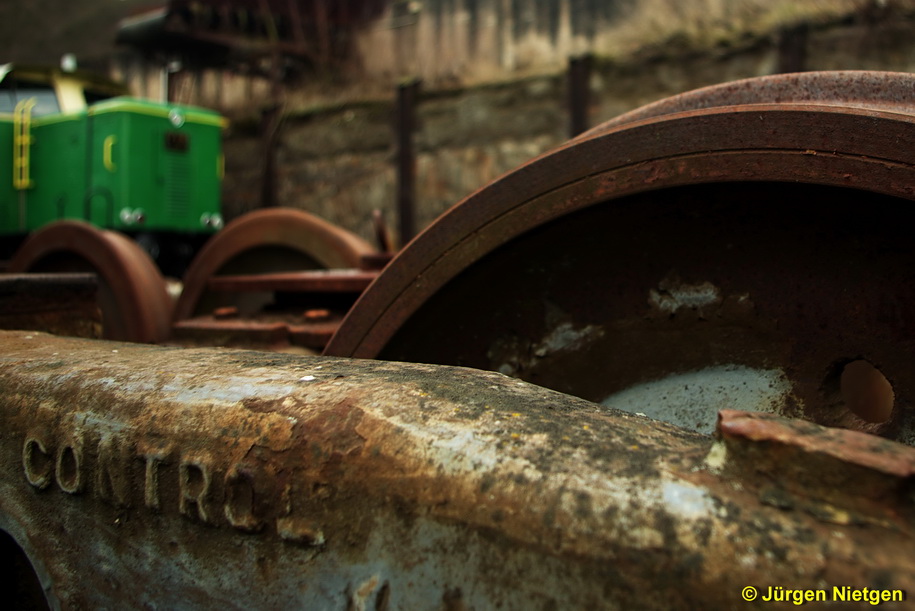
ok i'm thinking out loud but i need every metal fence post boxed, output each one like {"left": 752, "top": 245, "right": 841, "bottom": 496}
{"left": 568, "top": 54, "right": 592, "bottom": 137}
{"left": 396, "top": 79, "right": 420, "bottom": 246}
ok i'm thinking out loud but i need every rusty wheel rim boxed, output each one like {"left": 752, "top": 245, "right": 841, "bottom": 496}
{"left": 8, "top": 221, "right": 172, "bottom": 343}
{"left": 326, "top": 72, "right": 915, "bottom": 442}
{"left": 585, "top": 70, "right": 915, "bottom": 136}
{"left": 174, "top": 209, "right": 375, "bottom": 321}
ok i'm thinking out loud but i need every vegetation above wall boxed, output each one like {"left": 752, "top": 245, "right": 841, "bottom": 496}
{"left": 3, "top": 1, "right": 912, "bottom": 78}
{"left": 609, "top": 0, "right": 906, "bottom": 60}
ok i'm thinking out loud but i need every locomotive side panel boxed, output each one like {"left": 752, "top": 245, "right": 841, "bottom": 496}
{"left": 0, "top": 116, "right": 14, "bottom": 236}
{"left": 87, "top": 98, "right": 224, "bottom": 236}
{"left": 29, "top": 113, "right": 90, "bottom": 230}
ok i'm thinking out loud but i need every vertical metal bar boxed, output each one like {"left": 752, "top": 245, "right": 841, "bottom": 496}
{"left": 260, "top": 104, "right": 281, "bottom": 208}
{"left": 568, "top": 54, "right": 592, "bottom": 137}
{"left": 257, "top": 0, "right": 284, "bottom": 209}
{"left": 287, "top": 0, "right": 307, "bottom": 47}
{"left": 315, "top": 0, "right": 331, "bottom": 66}
{"left": 777, "top": 24, "right": 808, "bottom": 74}
{"left": 396, "top": 79, "right": 420, "bottom": 245}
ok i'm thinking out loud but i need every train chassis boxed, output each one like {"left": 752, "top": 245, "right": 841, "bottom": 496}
{"left": 3, "top": 70, "right": 915, "bottom": 608}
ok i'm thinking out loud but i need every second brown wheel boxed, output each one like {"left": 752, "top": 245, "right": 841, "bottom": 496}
{"left": 174, "top": 208, "right": 376, "bottom": 321}
{"left": 326, "top": 71, "right": 915, "bottom": 444}
{"left": 9, "top": 220, "right": 173, "bottom": 344}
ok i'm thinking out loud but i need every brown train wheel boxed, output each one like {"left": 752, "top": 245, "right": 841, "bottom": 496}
{"left": 174, "top": 209, "right": 375, "bottom": 321}
{"left": 326, "top": 71, "right": 915, "bottom": 443}
{"left": 9, "top": 220, "right": 172, "bottom": 343}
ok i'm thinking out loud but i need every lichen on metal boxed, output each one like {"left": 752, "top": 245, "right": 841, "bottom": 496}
{"left": 2, "top": 331, "right": 915, "bottom": 608}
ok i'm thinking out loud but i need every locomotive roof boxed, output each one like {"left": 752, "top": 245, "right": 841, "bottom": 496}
{"left": 0, "top": 63, "right": 128, "bottom": 97}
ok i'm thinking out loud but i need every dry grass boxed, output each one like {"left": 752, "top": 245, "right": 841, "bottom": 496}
{"left": 601, "top": 0, "right": 915, "bottom": 57}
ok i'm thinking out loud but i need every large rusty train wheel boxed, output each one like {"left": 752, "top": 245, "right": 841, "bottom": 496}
{"left": 9, "top": 221, "right": 172, "bottom": 344}
{"left": 326, "top": 71, "right": 915, "bottom": 444}
{"left": 174, "top": 208, "right": 375, "bottom": 320}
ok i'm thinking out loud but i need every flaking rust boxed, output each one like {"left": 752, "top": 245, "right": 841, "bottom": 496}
{"left": 2, "top": 330, "right": 915, "bottom": 609}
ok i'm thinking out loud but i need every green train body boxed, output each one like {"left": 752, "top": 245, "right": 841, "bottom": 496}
{"left": 0, "top": 64, "right": 225, "bottom": 275}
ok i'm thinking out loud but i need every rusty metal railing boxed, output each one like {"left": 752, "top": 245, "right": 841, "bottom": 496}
{"left": 1, "top": 330, "right": 913, "bottom": 608}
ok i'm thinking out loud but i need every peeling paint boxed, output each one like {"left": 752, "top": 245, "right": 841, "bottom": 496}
{"left": 535, "top": 322, "right": 603, "bottom": 356}
{"left": 660, "top": 481, "right": 716, "bottom": 520}
{"left": 704, "top": 440, "right": 728, "bottom": 473}
{"left": 490, "top": 321, "right": 604, "bottom": 377}
{"left": 601, "top": 365, "right": 797, "bottom": 435}
{"left": 649, "top": 279, "right": 722, "bottom": 314}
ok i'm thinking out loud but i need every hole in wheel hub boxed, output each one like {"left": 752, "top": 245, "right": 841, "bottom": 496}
{"left": 839, "top": 359, "right": 894, "bottom": 424}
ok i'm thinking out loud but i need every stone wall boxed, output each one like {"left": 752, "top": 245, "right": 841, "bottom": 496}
{"left": 214, "top": 13, "right": 915, "bottom": 245}
{"left": 112, "top": 0, "right": 629, "bottom": 109}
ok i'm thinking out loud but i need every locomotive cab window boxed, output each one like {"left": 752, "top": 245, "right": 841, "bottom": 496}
{"left": 0, "top": 80, "right": 60, "bottom": 116}
{"left": 0, "top": 86, "right": 12, "bottom": 113}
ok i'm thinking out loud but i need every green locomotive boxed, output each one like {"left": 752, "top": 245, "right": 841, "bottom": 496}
{"left": 0, "top": 63, "right": 225, "bottom": 275}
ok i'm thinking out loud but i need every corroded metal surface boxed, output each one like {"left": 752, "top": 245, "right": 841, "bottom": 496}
{"left": 171, "top": 311, "right": 343, "bottom": 351}
{"left": 8, "top": 221, "right": 172, "bottom": 343}
{"left": 172, "top": 269, "right": 378, "bottom": 352}
{"left": 0, "top": 273, "right": 100, "bottom": 339}
{"left": 173, "top": 269, "right": 379, "bottom": 350}
{"left": 588, "top": 70, "right": 915, "bottom": 135}
{"left": 2, "top": 331, "right": 915, "bottom": 608}
{"left": 325, "top": 71, "right": 915, "bottom": 444}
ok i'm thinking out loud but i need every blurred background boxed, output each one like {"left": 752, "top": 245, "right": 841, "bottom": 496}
{"left": 2, "top": 0, "right": 912, "bottom": 243}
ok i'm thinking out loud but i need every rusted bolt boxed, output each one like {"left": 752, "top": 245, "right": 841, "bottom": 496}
{"left": 302, "top": 309, "right": 331, "bottom": 322}
{"left": 213, "top": 306, "right": 239, "bottom": 319}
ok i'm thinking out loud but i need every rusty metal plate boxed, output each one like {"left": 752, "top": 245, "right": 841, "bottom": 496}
{"left": 2, "top": 331, "right": 915, "bottom": 608}
{"left": 8, "top": 221, "right": 173, "bottom": 344}
{"left": 325, "top": 72, "right": 915, "bottom": 444}
{"left": 171, "top": 311, "right": 343, "bottom": 352}
{"left": 0, "top": 273, "right": 101, "bottom": 339}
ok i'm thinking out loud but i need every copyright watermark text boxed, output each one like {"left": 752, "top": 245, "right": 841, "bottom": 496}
{"left": 741, "top": 586, "right": 905, "bottom": 605}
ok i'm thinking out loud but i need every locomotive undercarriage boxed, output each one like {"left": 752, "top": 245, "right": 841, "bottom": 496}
{"left": 4, "top": 71, "right": 915, "bottom": 608}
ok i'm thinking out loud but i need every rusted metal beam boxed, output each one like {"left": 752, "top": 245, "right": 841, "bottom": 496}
{"left": 1, "top": 331, "right": 914, "bottom": 608}
{"left": 206, "top": 269, "right": 378, "bottom": 293}
{"left": 171, "top": 311, "right": 342, "bottom": 350}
